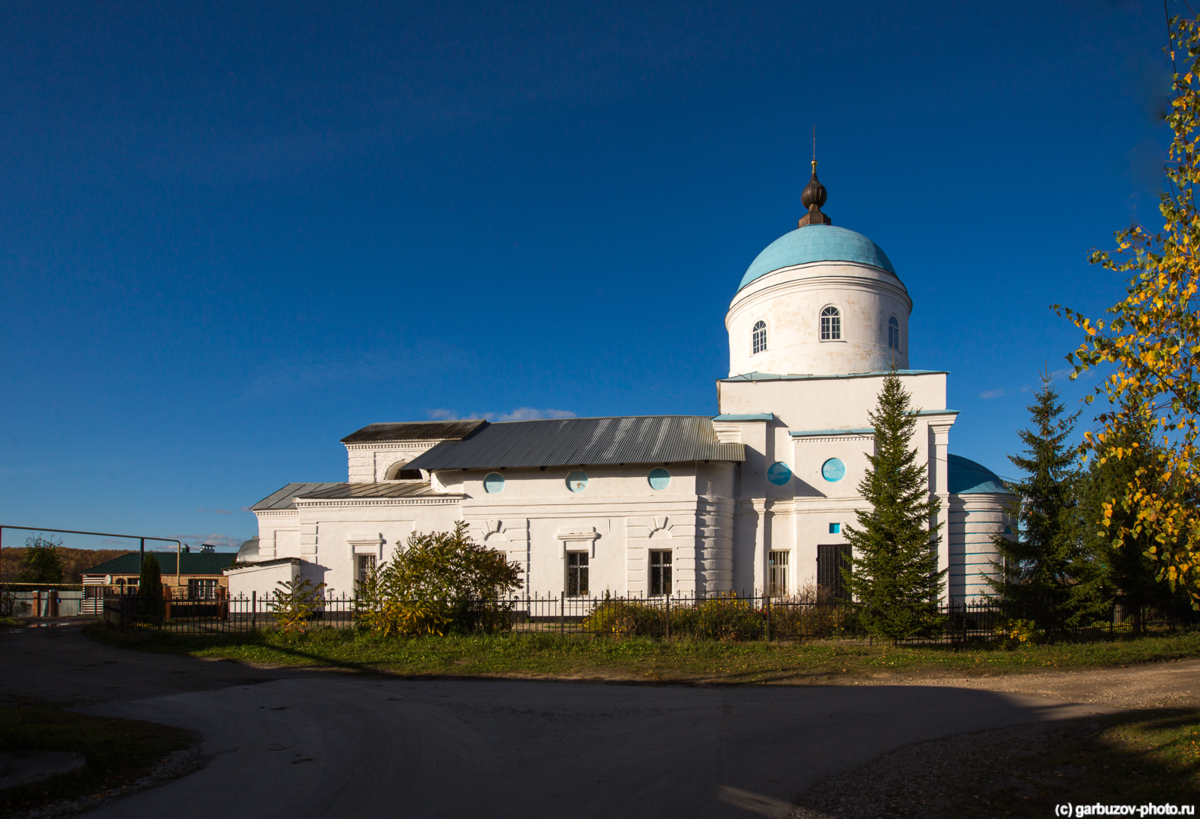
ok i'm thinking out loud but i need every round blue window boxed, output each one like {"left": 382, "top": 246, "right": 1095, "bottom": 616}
{"left": 648, "top": 468, "right": 671, "bottom": 490}
{"left": 822, "top": 458, "right": 846, "bottom": 482}
{"left": 483, "top": 472, "right": 505, "bottom": 494}
{"left": 567, "top": 471, "right": 589, "bottom": 492}
{"left": 767, "top": 462, "right": 792, "bottom": 485}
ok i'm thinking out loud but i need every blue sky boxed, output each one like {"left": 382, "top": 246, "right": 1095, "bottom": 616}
{"left": 0, "top": 0, "right": 1172, "bottom": 552}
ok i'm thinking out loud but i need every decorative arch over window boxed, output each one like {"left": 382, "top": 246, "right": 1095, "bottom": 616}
{"left": 385, "top": 461, "right": 423, "bottom": 480}
{"left": 888, "top": 316, "right": 901, "bottom": 351}
{"left": 752, "top": 320, "right": 767, "bottom": 355}
{"left": 820, "top": 306, "right": 841, "bottom": 341}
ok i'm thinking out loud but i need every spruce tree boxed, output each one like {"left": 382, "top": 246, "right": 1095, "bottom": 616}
{"left": 842, "top": 370, "right": 945, "bottom": 641}
{"left": 987, "top": 372, "right": 1101, "bottom": 632}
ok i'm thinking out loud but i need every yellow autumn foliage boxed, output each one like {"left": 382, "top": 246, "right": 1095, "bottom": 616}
{"left": 1056, "top": 13, "right": 1200, "bottom": 608}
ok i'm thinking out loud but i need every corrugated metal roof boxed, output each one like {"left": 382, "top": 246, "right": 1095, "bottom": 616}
{"left": 252, "top": 482, "right": 345, "bottom": 511}
{"left": 404, "top": 416, "right": 745, "bottom": 471}
{"left": 295, "top": 482, "right": 456, "bottom": 501}
{"left": 82, "top": 551, "right": 237, "bottom": 576}
{"left": 252, "top": 482, "right": 456, "bottom": 511}
{"left": 340, "top": 420, "right": 486, "bottom": 444}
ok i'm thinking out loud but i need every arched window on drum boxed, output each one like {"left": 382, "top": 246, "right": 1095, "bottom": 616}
{"left": 888, "top": 316, "right": 901, "bottom": 351}
{"left": 752, "top": 320, "right": 767, "bottom": 355}
{"left": 820, "top": 306, "right": 841, "bottom": 341}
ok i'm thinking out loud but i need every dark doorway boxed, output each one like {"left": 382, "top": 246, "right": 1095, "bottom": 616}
{"left": 817, "top": 544, "right": 852, "bottom": 600}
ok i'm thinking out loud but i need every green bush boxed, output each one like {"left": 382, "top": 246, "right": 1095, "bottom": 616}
{"left": 272, "top": 578, "right": 326, "bottom": 635}
{"left": 582, "top": 597, "right": 667, "bottom": 636}
{"left": 356, "top": 522, "right": 523, "bottom": 637}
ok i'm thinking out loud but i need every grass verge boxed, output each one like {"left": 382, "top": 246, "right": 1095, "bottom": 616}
{"left": 0, "top": 703, "right": 196, "bottom": 818}
{"left": 794, "top": 707, "right": 1200, "bottom": 818}
{"left": 83, "top": 624, "right": 1200, "bottom": 684}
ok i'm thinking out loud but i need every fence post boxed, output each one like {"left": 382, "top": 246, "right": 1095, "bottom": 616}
{"left": 665, "top": 593, "right": 671, "bottom": 641}
{"left": 251, "top": 590, "right": 257, "bottom": 631}
{"left": 765, "top": 593, "right": 771, "bottom": 642}
{"left": 559, "top": 595, "right": 564, "bottom": 637}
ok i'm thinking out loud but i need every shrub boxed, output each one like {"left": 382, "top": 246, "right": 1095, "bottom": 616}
{"left": 272, "top": 578, "right": 326, "bottom": 635}
{"left": 582, "top": 596, "right": 666, "bottom": 636}
{"left": 994, "top": 618, "right": 1041, "bottom": 648}
{"left": 769, "top": 584, "right": 854, "bottom": 639}
{"left": 356, "top": 522, "right": 523, "bottom": 637}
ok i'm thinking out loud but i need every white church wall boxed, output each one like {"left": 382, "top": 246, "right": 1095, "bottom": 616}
{"left": 727, "top": 262, "right": 912, "bottom": 377}
{"left": 947, "top": 494, "right": 1010, "bottom": 602}
{"left": 225, "top": 559, "right": 300, "bottom": 603}
{"left": 717, "top": 372, "right": 949, "bottom": 434}
{"left": 252, "top": 510, "right": 299, "bottom": 561}
{"left": 345, "top": 441, "right": 442, "bottom": 483}
{"left": 790, "top": 432, "right": 875, "bottom": 500}
{"left": 289, "top": 499, "right": 460, "bottom": 596}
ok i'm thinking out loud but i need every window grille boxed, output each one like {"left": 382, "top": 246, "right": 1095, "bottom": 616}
{"left": 817, "top": 543, "right": 853, "bottom": 601}
{"left": 888, "top": 316, "right": 901, "bottom": 351}
{"left": 649, "top": 550, "right": 672, "bottom": 596}
{"left": 566, "top": 552, "right": 589, "bottom": 596}
{"left": 820, "top": 306, "right": 841, "bottom": 340}
{"left": 357, "top": 554, "right": 377, "bottom": 587}
{"left": 768, "top": 551, "right": 789, "bottom": 597}
{"left": 752, "top": 320, "right": 767, "bottom": 354}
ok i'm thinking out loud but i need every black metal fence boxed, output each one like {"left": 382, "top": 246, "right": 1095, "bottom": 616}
{"left": 99, "top": 588, "right": 1197, "bottom": 641}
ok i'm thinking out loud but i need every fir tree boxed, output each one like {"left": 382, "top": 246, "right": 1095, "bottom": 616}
{"left": 988, "top": 372, "right": 1102, "bottom": 632}
{"left": 138, "top": 554, "right": 164, "bottom": 622}
{"left": 842, "top": 370, "right": 945, "bottom": 641}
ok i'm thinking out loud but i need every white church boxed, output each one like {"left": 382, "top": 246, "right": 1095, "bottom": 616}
{"left": 228, "top": 164, "right": 1012, "bottom": 603}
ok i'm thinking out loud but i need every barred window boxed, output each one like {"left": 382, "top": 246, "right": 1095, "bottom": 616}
{"left": 357, "top": 554, "right": 376, "bottom": 588}
{"left": 649, "top": 550, "right": 672, "bottom": 596}
{"left": 566, "top": 552, "right": 589, "bottom": 596}
{"left": 752, "top": 320, "right": 767, "bottom": 354}
{"left": 888, "top": 316, "right": 901, "bottom": 351}
{"left": 768, "top": 551, "right": 789, "bottom": 598}
{"left": 820, "top": 306, "right": 841, "bottom": 340}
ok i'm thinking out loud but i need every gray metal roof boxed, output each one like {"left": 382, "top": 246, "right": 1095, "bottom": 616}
{"left": 403, "top": 416, "right": 745, "bottom": 471}
{"left": 341, "top": 420, "right": 485, "bottom": 444}
{"left": 251, "top": 481, "right": 456, "bottom": 511}
{"left": 252, "top": 482, "right": 345, "bottom": 511}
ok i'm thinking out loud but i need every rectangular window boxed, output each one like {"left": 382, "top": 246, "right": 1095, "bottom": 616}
{"left": 357, "top": 554, "right": 377, "bottom": 587}
{"left": 829, "top": 522, "right": 840, "bottom": 534}
{"left": 188, "top": 579, "right": 217, "bottom": 600}
{"left": 566, "top": 552, "right": 589, "bottom": 596}
{"left": 768, "top": 551, "right": 789, "bottom": 597}
{"left": 817, "top": 543, "right": 853, "bottom": 601}
{"left": 649, "top": 550, "right": 672, "bottom": 596}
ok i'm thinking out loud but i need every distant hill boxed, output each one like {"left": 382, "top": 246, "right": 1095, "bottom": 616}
{"left": 1, "top": 547, "right": 134, "bottom": 584}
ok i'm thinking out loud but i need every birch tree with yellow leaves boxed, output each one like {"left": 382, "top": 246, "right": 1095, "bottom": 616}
{"left": 1056, "top": 12, "right": 1200, "bottom": 607}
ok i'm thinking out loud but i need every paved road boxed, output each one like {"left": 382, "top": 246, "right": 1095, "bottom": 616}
{"left": 1, "top": 626, "right": 1118, "bottom": 819}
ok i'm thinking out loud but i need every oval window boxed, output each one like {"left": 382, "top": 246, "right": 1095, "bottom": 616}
{"left": 822, "top": 458, "right": 846, "bottom": 482}
{"left": 483, "top": 472, "right": 505, "bottom": 494}
{"left": 767, "top": 462, "right": 792, "bottom": 485}
{"left": 567, "top": 471, "right": 589, "bottom": 492}
{"left": 648, "top": 468, "right": 671, "bottom": 490}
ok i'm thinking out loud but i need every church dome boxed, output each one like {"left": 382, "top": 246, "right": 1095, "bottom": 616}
{"left": 738, "top": 225, "right": 897, "bottom": 292}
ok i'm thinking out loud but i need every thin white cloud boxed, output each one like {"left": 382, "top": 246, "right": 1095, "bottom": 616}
{"left": 425, "top": 407, "right": 576, "bottom": 422}
{"left": 978, "top": 388, "right": 1006, "bottom": 400}
{"left": 487, "top": 407, "right": 576, "bottom": 422}
{"left": 167, "top": 533, "right": 246, "bottom": 551}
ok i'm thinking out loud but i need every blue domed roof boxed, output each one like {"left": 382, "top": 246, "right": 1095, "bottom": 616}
{"left": 947, "top": 454, "right": 1011, "bottom": 495}
{"left": 738, "top": 224, "right": 897, "bottom": 291}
